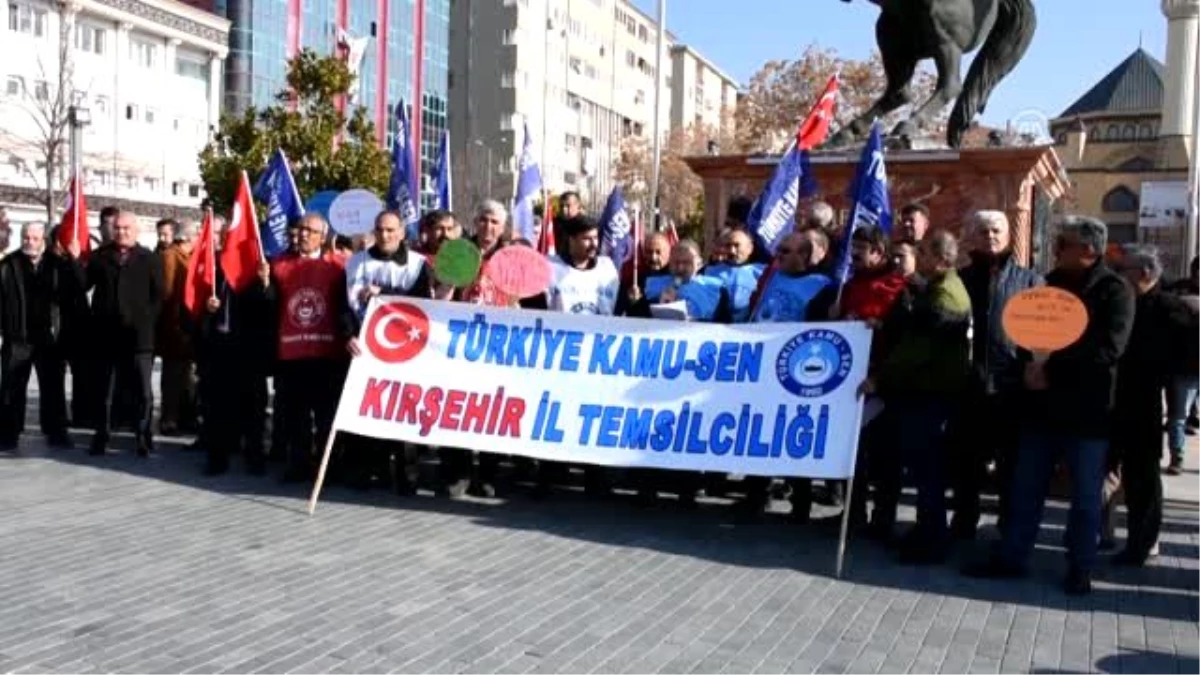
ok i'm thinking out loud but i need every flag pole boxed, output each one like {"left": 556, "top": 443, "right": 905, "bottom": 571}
{"left": 243, "top": 170, "right": 267, "bottom": 261}
{"left": 648, "top": 0, "right": 666, "bottom": 232}
{"left": 206, "top": 206, "right": 217, "bottom": 302}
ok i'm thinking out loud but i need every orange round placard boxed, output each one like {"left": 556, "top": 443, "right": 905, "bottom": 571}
{"left": 1001, "top": 287, "right": 1089, "bottom": 353}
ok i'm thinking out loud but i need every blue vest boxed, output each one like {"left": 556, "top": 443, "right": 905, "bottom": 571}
{"left": 703, "top": 262, "right": 765, "bottom": 323}
{"left": 644, "top": 273, "right": 674, "bottom": 303}
{"left": 675, "top": 276, "right": 725, "bottom": 321}
{"left": 751, "top": 272, "right": 833, "bottom": 323}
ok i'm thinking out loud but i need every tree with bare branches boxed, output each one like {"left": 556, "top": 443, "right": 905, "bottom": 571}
{"left": 0, "top": 2, "right": 80, "bottom": 225}
{"left": 735, "top": 46, "right": 941, "bottom": 154}
{"left": 613, "top": 109, "right": 739, "bottom": 228}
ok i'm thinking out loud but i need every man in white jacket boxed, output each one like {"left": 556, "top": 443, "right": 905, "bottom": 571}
{"left": 542, "top": 214, "right": 621, "bottom": 497}
{"left": 547, "top": 215, "right": 619, "bottom": 316}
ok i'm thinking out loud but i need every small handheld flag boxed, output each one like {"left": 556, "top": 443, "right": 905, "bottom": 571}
{"left": 512, "top": 119, "right": 543, "bottom": 242}
{"left": 833, "top": 120, "right": 892, "bottom": 286}
{"left": 253, "top": 149, "right": 305, "bottom": 260}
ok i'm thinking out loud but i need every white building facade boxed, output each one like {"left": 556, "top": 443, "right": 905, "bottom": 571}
{"left": 448, "top": 0, "right": 738, "bottom": 213}
{"left": 0, "top": 0, "right": 228, "bottom": 236}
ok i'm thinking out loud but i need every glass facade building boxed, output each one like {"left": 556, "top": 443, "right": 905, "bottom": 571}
{"left": 223, "top": 0, "right": 449, "bottom": 204}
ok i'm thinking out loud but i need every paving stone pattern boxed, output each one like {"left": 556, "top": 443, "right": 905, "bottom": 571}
{"left": 0, "top": 383, "right": 1196, "bottom": 673}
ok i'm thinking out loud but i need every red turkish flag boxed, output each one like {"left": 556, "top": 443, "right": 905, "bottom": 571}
{"left": 184, "top": 210, "right": 217, "bottom": 316}
{"left": 796, "top": 75, "right": 840, "bottom": 151}
{"left": 220, "top": 170, "right": 264, "bottom": 292}
{"left": 56, "top": 175, "right": 90, "bottom": 258}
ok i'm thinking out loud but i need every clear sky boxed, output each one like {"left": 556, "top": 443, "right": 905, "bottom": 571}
{"left": 629, "top": 0, "right": 1169, "bottom": 129}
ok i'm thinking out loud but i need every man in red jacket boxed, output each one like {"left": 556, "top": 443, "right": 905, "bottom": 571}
{"left": 258, "top": 213, "right": 354, "bottom": 482}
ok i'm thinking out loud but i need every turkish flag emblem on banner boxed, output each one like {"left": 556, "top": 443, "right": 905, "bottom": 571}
{"left": 220, "top": 170, "right": 264, "bottom": 292}
{"left": 56, "top": 175, "right": 91, "bottom": 258}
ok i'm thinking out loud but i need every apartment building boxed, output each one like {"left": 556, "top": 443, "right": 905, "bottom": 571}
{"left": 448, "top": 0, "right": 738, "bottom": 212}
{"left": 0, "top": 0, "right": 229, "bottom": 233}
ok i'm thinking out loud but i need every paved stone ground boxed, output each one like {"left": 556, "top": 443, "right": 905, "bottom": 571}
{"left": 0, "top": 389, "right": 1196, "bottom": 673}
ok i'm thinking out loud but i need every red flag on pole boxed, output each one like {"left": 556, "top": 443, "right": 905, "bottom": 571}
{"left": 220, "top": 170, "right": 265, "bottom": 292}
{"left": 796, "top": 75, "right": 840, "bottom": 151}
{"left": 538, "top": 191, "right": 556, "bottom": 256}
{"left": 56, "top": 175, "right": 90, "bottom": 258}
{"left": 184, "top": 210, "right": 217, "bottom": 316}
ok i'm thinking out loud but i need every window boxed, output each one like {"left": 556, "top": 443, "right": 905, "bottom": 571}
{"left": 188, "top": 184, "right": 200, "bottom": 198}
{"left": 171, "top": 181, "right": 181, "bottom": 196}
{"left": 125, "top": 174, "right": 136, "bottom": 189}
{"left": 1138, "top": 124, "right": 1153, "bottom": 139}
{"left": 1102, "top": 186, "right": 1139, "bottom": 213}
{"left": 145, "top": 107, "right": 156, "bottom": 124}
{"left": 8, "top": 2, "right": 47, "bottom": 37}
{"left": 500, "top": 72, "right": 514, "bottom": 88}
{"left": 130, "top": 39, "right": 158, "bottom": 68}
{"left": 94, "top": 94, "right": 108, "bottom": 115}
{"left": 144, "top": 177, "right": 159, "bottom": 192}
{"left": 565, "top": 133, "right": 577, "bottom": 148}
{"left": 1122, "top": 124, "right": 1136, "bottom": 140}
{"left": 175, "top": 56, "right": 208, "bottom": 80}
{"left": 501, "top": 28, "right": 518, "bottom": 45}
{"left": 75, "top": 23, "right": 106, "bottom": 54}
{"left": 625, "top": 50, "right": 635, "bottom": 67}
{"left": 1106, "top": 124, "right": 1119, "bottom": 141}
{"left": 126, "top": 104, "right": 137, "bottom": 120}
{"left": 638, "top": 25, "right": 649, "bottom": 42}
{"left": 564, "top": 171, "right": 577, "bottom": 184}
{"left": 5, "top": 75, "right": 23, "bottom": 96}
{"left": 33, "top": 80, "right": 47, "bottom": 101}
{"left": 95, "top": 170, "right": 109, "bottom": 186}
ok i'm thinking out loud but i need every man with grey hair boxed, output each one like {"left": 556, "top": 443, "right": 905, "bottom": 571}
{"left": 0, "top": 221, "right": 86, "bottom": 449}
{"left": 804, "top": 201, "right": 836, "bottom": 231}
{"left": 1109, "top": 244, "right": 1195, "bottom": 565}
{"left": 952, "top": 209, "right": 1043, "bottom": 540}
{"left": 0, "top": 207, "right": 11, "bottom": 258}
{"left": 72, "top": 209, "right": 164, "bottom": 457}
{"left": 968, "top": 215, "right": 1134, "bottom": 595}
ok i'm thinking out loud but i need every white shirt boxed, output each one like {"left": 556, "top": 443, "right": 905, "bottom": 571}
{"left": 346, "top": 246, "right": 427, "bottom": 318}
{"left": 547, "top": 255, "right": 620, "bottom": 316}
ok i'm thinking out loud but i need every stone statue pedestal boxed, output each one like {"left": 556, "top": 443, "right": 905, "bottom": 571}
{"left": 685, "top": 145, "right": 1072, "bottom": 268}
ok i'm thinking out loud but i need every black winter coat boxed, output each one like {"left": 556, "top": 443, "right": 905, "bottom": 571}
{"left": 1020, "top": 260, "right": 1135, "bottom": 438}
{"left": 0, "top": 251, "right": 87, "bottom": 347}
{"left": 961, "top": 251, "right": 1043, "bottom": 394}
{"left": 83, "top": 244, "right": 164, "bottom": 354}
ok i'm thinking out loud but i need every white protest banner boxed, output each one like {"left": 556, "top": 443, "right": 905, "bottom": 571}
{"left": 330, "top": 297, "right": 871, "bottom": 480}
{"left": 328, "top": 188, "right": 384, "bottom": 236}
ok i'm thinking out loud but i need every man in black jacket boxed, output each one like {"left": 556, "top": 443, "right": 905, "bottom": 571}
{"left": 0, "top": 222, "right": 86, "bottom": 448}
{"left": 968, "top": 216, "right": 1135, "bottom": 595}
{"left": 72, "top": 209, "right": 164, "bottom": 457}
{"left": 1110, "top": 245, "right": 1195, "bottom": 565}
{"left": 953, "top": 210, "right": 1043, "bottom": 539}
{"left": 194, "top": 217, "right": 272, "bottom": 476}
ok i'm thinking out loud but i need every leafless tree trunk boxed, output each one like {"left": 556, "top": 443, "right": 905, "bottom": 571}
{"left": 0, "top": 2, "right": 76, "bottom": 225}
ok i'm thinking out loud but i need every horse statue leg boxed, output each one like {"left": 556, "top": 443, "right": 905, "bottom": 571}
{"left": 891, "top": 42, "right": 963, "bottom": 143}
{"left": 828, "top": 51, "right": 917, "bottom": 147}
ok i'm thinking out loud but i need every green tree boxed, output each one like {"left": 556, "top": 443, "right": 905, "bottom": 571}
{"left": 198, "top": 49, "right": 391, "bottom": 212}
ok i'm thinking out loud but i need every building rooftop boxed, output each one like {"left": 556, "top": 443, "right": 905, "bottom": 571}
{"left": 1058, "top": 48, "right": 1165, "bottom": 118}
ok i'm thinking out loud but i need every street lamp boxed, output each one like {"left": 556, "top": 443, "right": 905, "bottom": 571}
{"left": 473, "top": 138, "right": 493, "bottom": 199}
{"left": 67, "top": 105, "right": 91, "bottom": 180}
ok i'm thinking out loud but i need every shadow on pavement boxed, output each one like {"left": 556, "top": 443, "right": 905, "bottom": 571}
{"left": 13, "top": 424, "right": 1200, "bottom": 629}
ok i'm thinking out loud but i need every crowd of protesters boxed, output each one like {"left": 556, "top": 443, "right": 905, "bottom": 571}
{"left": 0, "top": 196, "right": 1196, "bottom": 597}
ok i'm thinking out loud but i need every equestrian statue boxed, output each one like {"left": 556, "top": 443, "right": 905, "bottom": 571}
{"left": 829, "top": 0, "right": 1037, "bottom": 149}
